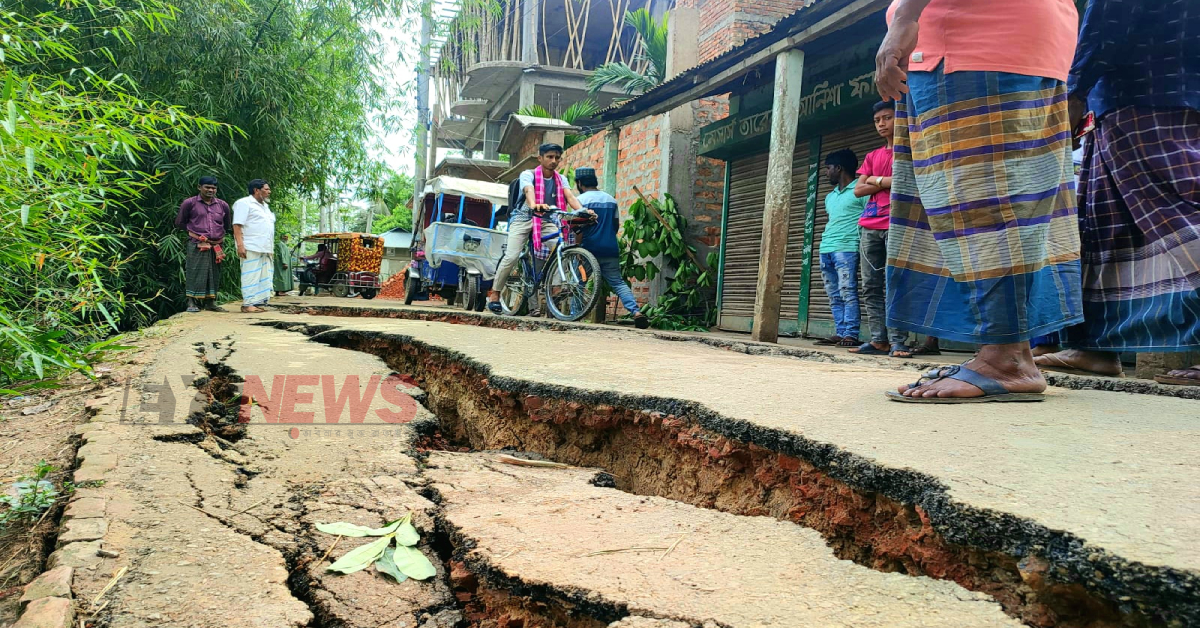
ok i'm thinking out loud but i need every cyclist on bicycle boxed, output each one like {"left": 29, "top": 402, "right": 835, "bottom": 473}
{"left": 573, "top": 168, "right": 650, "bottom": 329}
{"left": 487, "top": 143, "right": 586, "bottom": 313}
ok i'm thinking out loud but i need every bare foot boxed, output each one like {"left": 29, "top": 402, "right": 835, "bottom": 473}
{"left": 1165, "top": 365, "right": 1200, "bottom": 380}
{"left": 241, "top": 306, "right": 265, "bottom": 313}
{"left": 1030, "top": 344, "right": 1062, "bottom": 357}
{"left": 898, "top": 343, "right": 1046, "bottom": 399}
{"left": 1034, "top": 349, "right": 1123, "bottom": 377}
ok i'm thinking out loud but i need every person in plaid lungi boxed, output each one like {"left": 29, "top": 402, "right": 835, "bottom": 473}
{"left": 876, "top": 0, "right": 1083, "bottom": 402}
{"left": 1035, "top": 0, "right": 1200, "bottom": 385}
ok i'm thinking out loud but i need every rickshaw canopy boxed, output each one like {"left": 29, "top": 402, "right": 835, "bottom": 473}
{"left": 422, "top": 176, "right": 509, "bottom": 207}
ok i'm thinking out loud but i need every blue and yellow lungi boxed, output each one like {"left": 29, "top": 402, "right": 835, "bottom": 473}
{"left": 887, "top": 67, "right": 1084, "bottom": 344}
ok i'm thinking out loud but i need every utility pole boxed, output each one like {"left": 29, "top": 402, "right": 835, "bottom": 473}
{"left": 413, "top": 0, "right": 433, "bottom": 213}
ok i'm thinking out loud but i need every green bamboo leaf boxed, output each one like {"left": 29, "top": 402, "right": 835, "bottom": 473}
{"left": 20, "top": 205, "right": 30, "bottom": 226}
{"left": 374, "top": 546, "right": 409, "bottom": 583}
{"left": 392, "top": 543, "right": 437, "bottom": 580}
{"left": 327, "top": 535, "right": 391, "bottom": 574}
{"left": 25, "top": 146, "right": 34, "bottom": 178}
{"left": 4, "top": 100, "right": 14, "bottom": 135}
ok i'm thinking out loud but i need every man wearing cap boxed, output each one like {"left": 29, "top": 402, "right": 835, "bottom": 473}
{"left": 574, "top": 167, "right": 650, "bottom": 328}
{"left": 175, "top": 175, "right": 231, "bottom": 313}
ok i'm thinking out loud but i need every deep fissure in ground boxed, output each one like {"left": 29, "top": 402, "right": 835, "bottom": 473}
{"left": 265, "top": 323, "right": 1191, "bottom": 628}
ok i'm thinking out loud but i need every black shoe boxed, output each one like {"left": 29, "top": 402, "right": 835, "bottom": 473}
{"left": 634, "top": 313, "right": 650, "bottom": 329}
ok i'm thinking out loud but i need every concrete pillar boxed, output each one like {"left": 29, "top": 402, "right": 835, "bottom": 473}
{"left": 653, "top": 5, "right": 701, "bottom": 304}
{"left": 750, "top": 48, "right": 805, "bottom": 344}
{"left": 602, "top": 128, "right": 620, "bottom": 195}
{"left": 483, "top": 120, "right": 502, "bottom": 160}
{"left": 519, "top": 78, "right": 536, "bottom": 110}
{"left": 522, "top": 0, "right": 539, "bottom": 64}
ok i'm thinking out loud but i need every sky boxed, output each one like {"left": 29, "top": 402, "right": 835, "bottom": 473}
{"left": 367, "top": 0, "right": 457, "bottom": 177}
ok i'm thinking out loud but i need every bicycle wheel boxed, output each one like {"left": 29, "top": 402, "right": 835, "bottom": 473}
{"left": 499, "top": 255, "right": 533, "bottom": 316}
{"left": 544, "top": 247, "right": 601, "bottom": 322}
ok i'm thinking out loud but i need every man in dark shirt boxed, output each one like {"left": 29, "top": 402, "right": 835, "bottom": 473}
{"left": 575, "top": 168, "right": 648, "bottom": 329}
{"left": 1036, "top": 0, "right": 1200, "bottom": 384}
{"left": 175, "top": 176, "right": 232, "bottom": 312}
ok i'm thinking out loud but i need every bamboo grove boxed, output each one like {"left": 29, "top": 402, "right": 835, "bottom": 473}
{"left": 1, "top": 0, "right": 417, "bottom": 391}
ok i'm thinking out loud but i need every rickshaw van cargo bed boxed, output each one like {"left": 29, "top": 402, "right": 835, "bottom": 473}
{"left": 425, "top": 222, "right": 507, "bottom": 281}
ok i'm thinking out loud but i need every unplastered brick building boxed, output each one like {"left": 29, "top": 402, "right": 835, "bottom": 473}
{"left": 560, "top": 0, "right": 815, "bottom": 313}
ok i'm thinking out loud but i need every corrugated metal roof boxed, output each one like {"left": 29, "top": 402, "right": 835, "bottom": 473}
{"left": 599, "top": 0, "right": 872, "bottom": 123}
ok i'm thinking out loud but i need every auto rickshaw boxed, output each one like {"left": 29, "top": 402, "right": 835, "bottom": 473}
{"left": 298, "top": 232, "right": 383, "bottom": 299}
{"left": 405, "top": 177, "right": 509, "bottom": 311}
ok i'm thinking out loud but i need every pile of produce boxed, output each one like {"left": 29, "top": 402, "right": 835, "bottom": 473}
{"left": 342, "top": 237, "right": 383, "bottom": 272}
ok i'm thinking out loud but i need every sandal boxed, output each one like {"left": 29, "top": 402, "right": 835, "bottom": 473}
{"left": 890, "top": 344, "right": 914, "bottom": 359}
{"left": 814, "top": 335, "right": 843, "bottom": 346}
{"left": 241, "top": 306, "right": 265, "bottom": 313}
{"left": 1155, "top": 367, "right": 1200, "bottom": 387}
{"left": 836, "top": 337, "right": 860, "bottom": 348}
{"left": 886, "top": 364, "right": 1046, "bottom": 404}
{"left": 487, "top": 301, "right": 503, "bottom": 314}
{"left": 849, "top": 342, "right": 888, "bottom": 355}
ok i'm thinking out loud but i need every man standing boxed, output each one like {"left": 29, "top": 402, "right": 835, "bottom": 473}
{"left": 274, "top": 233, "right": 295, "bottom": 297}
{"left": 232, "top": 179, "right": 276, "bottom": 313}
{"left": 876, "top": 0, "right": 1082, "bottom": 402}
{"left": 1035, "top": 0, "right": 1200, "bottom": 385}
{"left": 816, "top": 150, "right": 866, "bottom": 348}
{"left": 850, "top": 102, "right": 912, "bottom": 357}
{"left": 487, "top": 143, "right": 583, "bottom": 313}
{"left": 573, "top": 167, "right": 650, "bottom": 329}
{"left": 175, "top": 176, "right": 231, "bottom": 313}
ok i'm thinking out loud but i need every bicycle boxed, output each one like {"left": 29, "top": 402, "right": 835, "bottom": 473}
{"left": 497, "top": 207, "right": 602, "bottom": 322}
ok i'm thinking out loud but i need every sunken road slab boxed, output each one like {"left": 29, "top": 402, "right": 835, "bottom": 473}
{"left": 426, "top": 452, "right": 1023, "bottom": 627}
{"left": 260, "top": 312, "right": 1200, "bottom": 575}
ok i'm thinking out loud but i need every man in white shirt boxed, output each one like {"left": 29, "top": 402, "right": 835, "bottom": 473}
{"left": 232, "top": 179, "right": 276, "bottom": 313}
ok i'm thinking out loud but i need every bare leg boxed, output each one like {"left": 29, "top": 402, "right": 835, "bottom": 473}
{"left": 898, "top": 343, "right": 1046, "bottom": 399}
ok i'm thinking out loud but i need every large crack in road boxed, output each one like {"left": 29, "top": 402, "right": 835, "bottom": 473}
{"left": 254, "top": 320, "right": 1189, "bottom": 628}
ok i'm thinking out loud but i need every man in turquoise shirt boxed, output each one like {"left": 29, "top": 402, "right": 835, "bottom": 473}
{"left": 816, "top": 149, "right": 867, "bottom": 347}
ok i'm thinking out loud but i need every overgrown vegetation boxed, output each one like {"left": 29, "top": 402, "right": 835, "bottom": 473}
{"left": 1, "top": 0, "right": 414, "bottom": 392}
{"left": 0, "top": 461, "right": 59, "bottom": 530}
{"left": 619, "top": 194, "right": 718, "bottom": 331}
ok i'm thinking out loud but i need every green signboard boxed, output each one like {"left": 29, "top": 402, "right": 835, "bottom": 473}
{"left": 699, "top": 62, "right": 879, "bottom": 158}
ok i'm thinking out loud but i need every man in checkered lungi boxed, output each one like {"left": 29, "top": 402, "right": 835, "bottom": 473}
{"left": 1035, "top": 0, "right": 1200, "bottom": 386}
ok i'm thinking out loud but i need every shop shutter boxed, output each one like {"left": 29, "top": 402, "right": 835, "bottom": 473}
{"left": 803, "top": 124, "right": 887, "bottom": 334}
{"left": 718, "top": 142, "right": 810, "bottom": 332}
{"left": 719, "top": 152, "right": 771, "bottom": 325}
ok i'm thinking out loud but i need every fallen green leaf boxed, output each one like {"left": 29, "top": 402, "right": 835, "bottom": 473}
{"left": 395, "top": 518, "right": 420, "bottom": 546}
{"left": 375, "top": 546, "right": 409, "bottom": 583}
{"left": 392, "top": 543, "right": 437, "bottom": 580}
{"left": 327, "top": 535, "right": 391, "bottom": 574}
{"left": 316, "top": 518, "right": 404, "bottom": 538}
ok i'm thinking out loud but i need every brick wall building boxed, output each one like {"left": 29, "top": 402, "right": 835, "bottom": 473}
{"left": 559, "top": 0, "right": 813, "bottom": 316}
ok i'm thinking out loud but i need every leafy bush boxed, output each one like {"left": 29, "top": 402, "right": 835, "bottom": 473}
{"left": 618, "top": 194, "right": 719, "bottom": 331}
{"left": 0, "top": 461, "right": 59, "bottom": 530}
